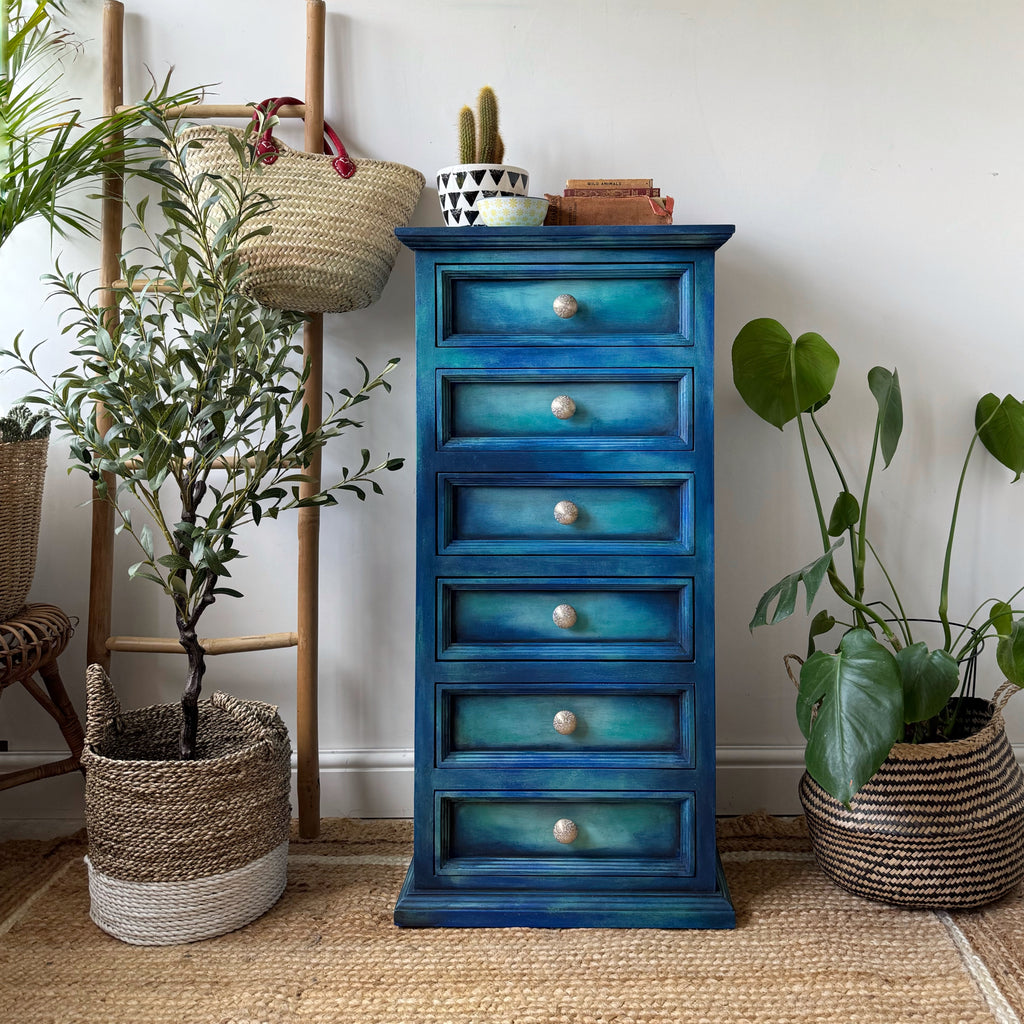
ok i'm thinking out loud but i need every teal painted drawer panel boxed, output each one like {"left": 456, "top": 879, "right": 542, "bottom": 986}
{"left": 439, "top": 792, "right": 695, "bottom": 876}
{"left": 439, "top": 473, "right": 694, "bottom": 555}
{"left": 441, "top": 265, "right": 691, "bottom": 345}
{"left": 442, "top": 689, "right": 693, "bottom": 766}
{"left": 439, "top": 369, "right": 693, "bottom": 450}
{"left": 438, "top": 578, "right": 693, "bottom": 661}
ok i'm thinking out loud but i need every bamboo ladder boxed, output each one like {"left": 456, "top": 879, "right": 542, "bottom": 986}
{"left": 94, "top": 0, "right": 327, "bottom": 838}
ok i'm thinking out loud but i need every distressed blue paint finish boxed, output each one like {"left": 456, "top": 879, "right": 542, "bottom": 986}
{"left": 440, "top": 473, "right": 694, "bottom": 556}
{"left": 444, "top": 372, "right": 689, "bottom": 445}
{"left": 437, "top": 683, "right": 695, "bottom": 770}
{"left": 445, "top": 796, "right": 689, "bottom": 864}
{"left": 443, "top": 266, "right": 690, "bottom": 344}
{"left": 443, "top": 579, "right": 691, "bottom": 653}
{"left": 449, "top": 692, "right": 685, "bottom": 752}
{"left": 394, "top": 225, "right": 735, "bottom": 929}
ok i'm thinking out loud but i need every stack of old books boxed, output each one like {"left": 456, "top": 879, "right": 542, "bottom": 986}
{"left": 543, "top": 178, "right": 673, "bottom": 226}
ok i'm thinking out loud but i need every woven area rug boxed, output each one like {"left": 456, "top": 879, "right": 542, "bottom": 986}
{"left": 1, "top": 815, "right": 1022, "bottom": 1024}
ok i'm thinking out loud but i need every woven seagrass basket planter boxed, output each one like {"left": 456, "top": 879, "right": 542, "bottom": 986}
{"left": 0, "top": 436, "right": 48, "bottom": 621}
{"left": 800, "top": 685, "right": 1024, "bottom": 909}
{"left": 81, "top": 665, "right": 292, "bottom": 945}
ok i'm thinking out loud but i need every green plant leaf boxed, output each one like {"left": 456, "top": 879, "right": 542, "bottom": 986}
{"left": 797, "top": 629, "right": 903, "bottom": 805}
{"left": 807, "top": 609, "right": 837, "bottom": 656}
{"left": 895, "top": 643, "right": 959, "bottom": 723}
{"left": 827, "top": 492, "right": 859, "bottom": 537}
{"left": 996, "top": 620, "right": 1024, "bottom": 685}
{"left": 749, "top": 539, "right": 844, "bottom": 630}
{"left": 992, "top": 601, "right": 1014, "bottom": 638}
{"left": 867, "top": 367, "right": 903, "bottom": 468}
{"left": 731, "top": 318, "right": 839, "bottom": 430}
{"left": 976, "top": 393, "right": 1024, "bottom": 482}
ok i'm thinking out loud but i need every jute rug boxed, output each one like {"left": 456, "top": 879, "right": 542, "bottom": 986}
{"left": 1, "top": 815, "right": 1022, "bottom": 1024}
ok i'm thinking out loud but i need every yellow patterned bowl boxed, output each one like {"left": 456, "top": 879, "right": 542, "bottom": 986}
{"left": 475, "top": 196, "right": 549, "bottom": 227}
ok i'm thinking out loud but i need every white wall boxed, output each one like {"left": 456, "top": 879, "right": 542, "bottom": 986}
{"left": 2, "top": 0, "right": 1022, "bottom": 821}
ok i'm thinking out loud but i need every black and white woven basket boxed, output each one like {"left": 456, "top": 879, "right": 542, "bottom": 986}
{"left": 82, "top": 665, "right": 292, "bottom": 944}
{"left": 800, "top": 681, "right": 1024, "bottom": 908}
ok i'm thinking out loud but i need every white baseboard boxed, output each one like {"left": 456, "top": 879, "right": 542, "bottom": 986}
{"left": 3, "top": 745, "right": 1022, "bottom": 822}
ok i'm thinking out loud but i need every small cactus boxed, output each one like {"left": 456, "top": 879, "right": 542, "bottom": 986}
{"left": 458, "top": 106, "right": 476, "bottom": 165}
{"left": 456, "top": 85, "right": 504, "bottom": 164}
{"left": 477, "top": 86, "right": 500, "bottom": 164}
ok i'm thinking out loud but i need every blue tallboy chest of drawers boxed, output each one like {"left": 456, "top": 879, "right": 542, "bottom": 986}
{"left": 393, "top": 225, "right": 735, "bottom": 928}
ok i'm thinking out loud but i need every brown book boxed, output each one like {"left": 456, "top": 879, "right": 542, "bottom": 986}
{"left": 563, "top": 187, "right": 661, "bottom": 197}
{"left": 544, "top": 194, "right": 674, "bottom": 226}
{"left": 565, "top": 178, "right": 654, "bottom": 189}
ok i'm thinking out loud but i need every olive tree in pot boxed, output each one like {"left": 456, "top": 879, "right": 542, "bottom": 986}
{"left": 6, "top": 109, "right": 403, "bottom": 944}
{"left": 732, "top": 318, "right": 1024, "bottom": 908}
{"left": 1, "top": 1, "right": 194, "bottom": 626}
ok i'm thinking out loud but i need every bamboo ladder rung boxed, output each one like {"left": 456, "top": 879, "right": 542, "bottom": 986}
{"left": 106, "top": 632, "right": 299, "bottom": 656}
{"left": 113, "top": 102, "right": 306, "bottom": 120}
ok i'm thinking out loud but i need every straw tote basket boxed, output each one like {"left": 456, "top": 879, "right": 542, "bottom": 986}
{"left": 180, "top": 96, "right": 424, "bottom": 315}
{"left": 800, "top": 681, "right": 1024, "bottom": 909}
{"left": 0, "top": 434, "right": 48, "bottom": 621}
{"left": 81, "top": 665, "right": 292, "bottom": 945}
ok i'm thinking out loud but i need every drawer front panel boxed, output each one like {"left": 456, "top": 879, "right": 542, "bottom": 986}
{"left": 441, "top": 265, "right": 691, "bottom": 345}
{"left": 439, "top": 792, "right": 695, "bottom": 876}
{"left": 439, "top": 473, "right": 694, "bottom": 555}
{"left": 441, "top": 687, "right": 694, "bottom": 767}
{"left": 438, "top": 578, "right": 693, "bottom": 660}
{"left": 439, "top": 370, "right": 693, "bottom": 451}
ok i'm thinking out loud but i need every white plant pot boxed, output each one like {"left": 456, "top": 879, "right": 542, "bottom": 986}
{"left": 436, "top": 163, "right": 530, "bottom": 226}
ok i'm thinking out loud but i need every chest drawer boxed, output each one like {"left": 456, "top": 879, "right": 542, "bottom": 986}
{"left": 439, "top": 687, "right": 694, "bottom": 767}
{"left": 437, "top": 578, "right": 693, "bottom": 661}
{"left": 439, "top": 369, "right": 693, "bottom": 451}
{"left": 438, "top": 791, "right": 695, "bottom": 878}
{"left": 439, "top": 473, "right": 694, "bottom": 555}
{"left": 439, "top": 264, "right": 692, "bottom": 346}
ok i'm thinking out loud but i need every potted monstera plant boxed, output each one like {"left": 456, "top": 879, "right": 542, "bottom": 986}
{"left": 731, "top": 317, "right": 1024, "bottom": 908}
{"left": 6, "top": 108, "right": 404, "bottom": 944}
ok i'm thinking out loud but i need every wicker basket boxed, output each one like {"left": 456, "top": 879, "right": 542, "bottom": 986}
{"left": 179, "top": 103, "right": 424, "bottom": 315}
{"left": 800, "top": 682, "right": 1024, "bottom": 908}
{"left": 81, "top": 665, "right": 292, "bottom": 945}
{"left": 0, "top": 436, "right": 48, "bottom": 621}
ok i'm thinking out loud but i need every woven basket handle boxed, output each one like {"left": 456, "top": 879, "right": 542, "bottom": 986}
{"left": 210, "top": 691, "right": 289, "bottom": 753}
{"left": 252, "top": 96, "right": 357, "bottom": 179}
{"left": 992, "top": 680, "right": 1022, "bottom": 714}
{"left": 84, "top": 663, "right": 124, "bottom": 747}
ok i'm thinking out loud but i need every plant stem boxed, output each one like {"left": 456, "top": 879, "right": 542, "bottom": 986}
{"left": 791, "top": 401, "right": 829, "bottom": 552}
{"left": 809, "top": 408, "right": 861, "bottom": 602}
{"left": 939, "top": 430, "right": 983, "bottom": 650}
{"left": 856, "top": 415, "right": 882, "bottom": 606}
{"left": 865, "top": 536, "right": 913, "bottom": 644}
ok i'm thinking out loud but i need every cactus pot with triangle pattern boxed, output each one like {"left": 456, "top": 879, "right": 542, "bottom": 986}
{"left": 436, "top": 163, "right": 529, "bottom": 226}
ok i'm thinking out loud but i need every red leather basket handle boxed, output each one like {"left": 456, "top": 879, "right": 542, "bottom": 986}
{"left": 252, "top": 96, "right": 357, "bottom": 178}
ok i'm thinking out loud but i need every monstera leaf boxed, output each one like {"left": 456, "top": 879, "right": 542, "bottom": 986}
{"left": 976, "top": 393, "right": 1024, "bottom": 482}
{"left": 732, "top": 318, "right": 839, "bottom": 430}
{"left": 867, "top": 367, "right": 903, "bottom": 468}
{"left": 797, "top": 629, "right": 903, "bottom": 805}
{"left": 749, "top": 540, "right": 843, "bottom": 630}
{"left": 895, "top": 643, "right": 959, "bottom": 724}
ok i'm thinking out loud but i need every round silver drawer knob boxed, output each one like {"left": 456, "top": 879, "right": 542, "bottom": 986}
{"left": 552, "top": 603, "right": 577, "bottom": 629}
{"left": 553, "top": 500, "right": 579, "bottom": 525}
{"left": 552, "top": 710, "right": 577, "bottom": 735}
{"left": 553, "top": 818, "right": 578, "bottom": 844}
{"left": 552, "top": 293, "right": 579, "bottom": 319}
{"left": 551, "top": 394, "right": 576, "bottom": 420}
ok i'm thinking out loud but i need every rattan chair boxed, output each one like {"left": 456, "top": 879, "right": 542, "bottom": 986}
{"left": 0, "top": 604, "right": 84, "bottom": 790}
